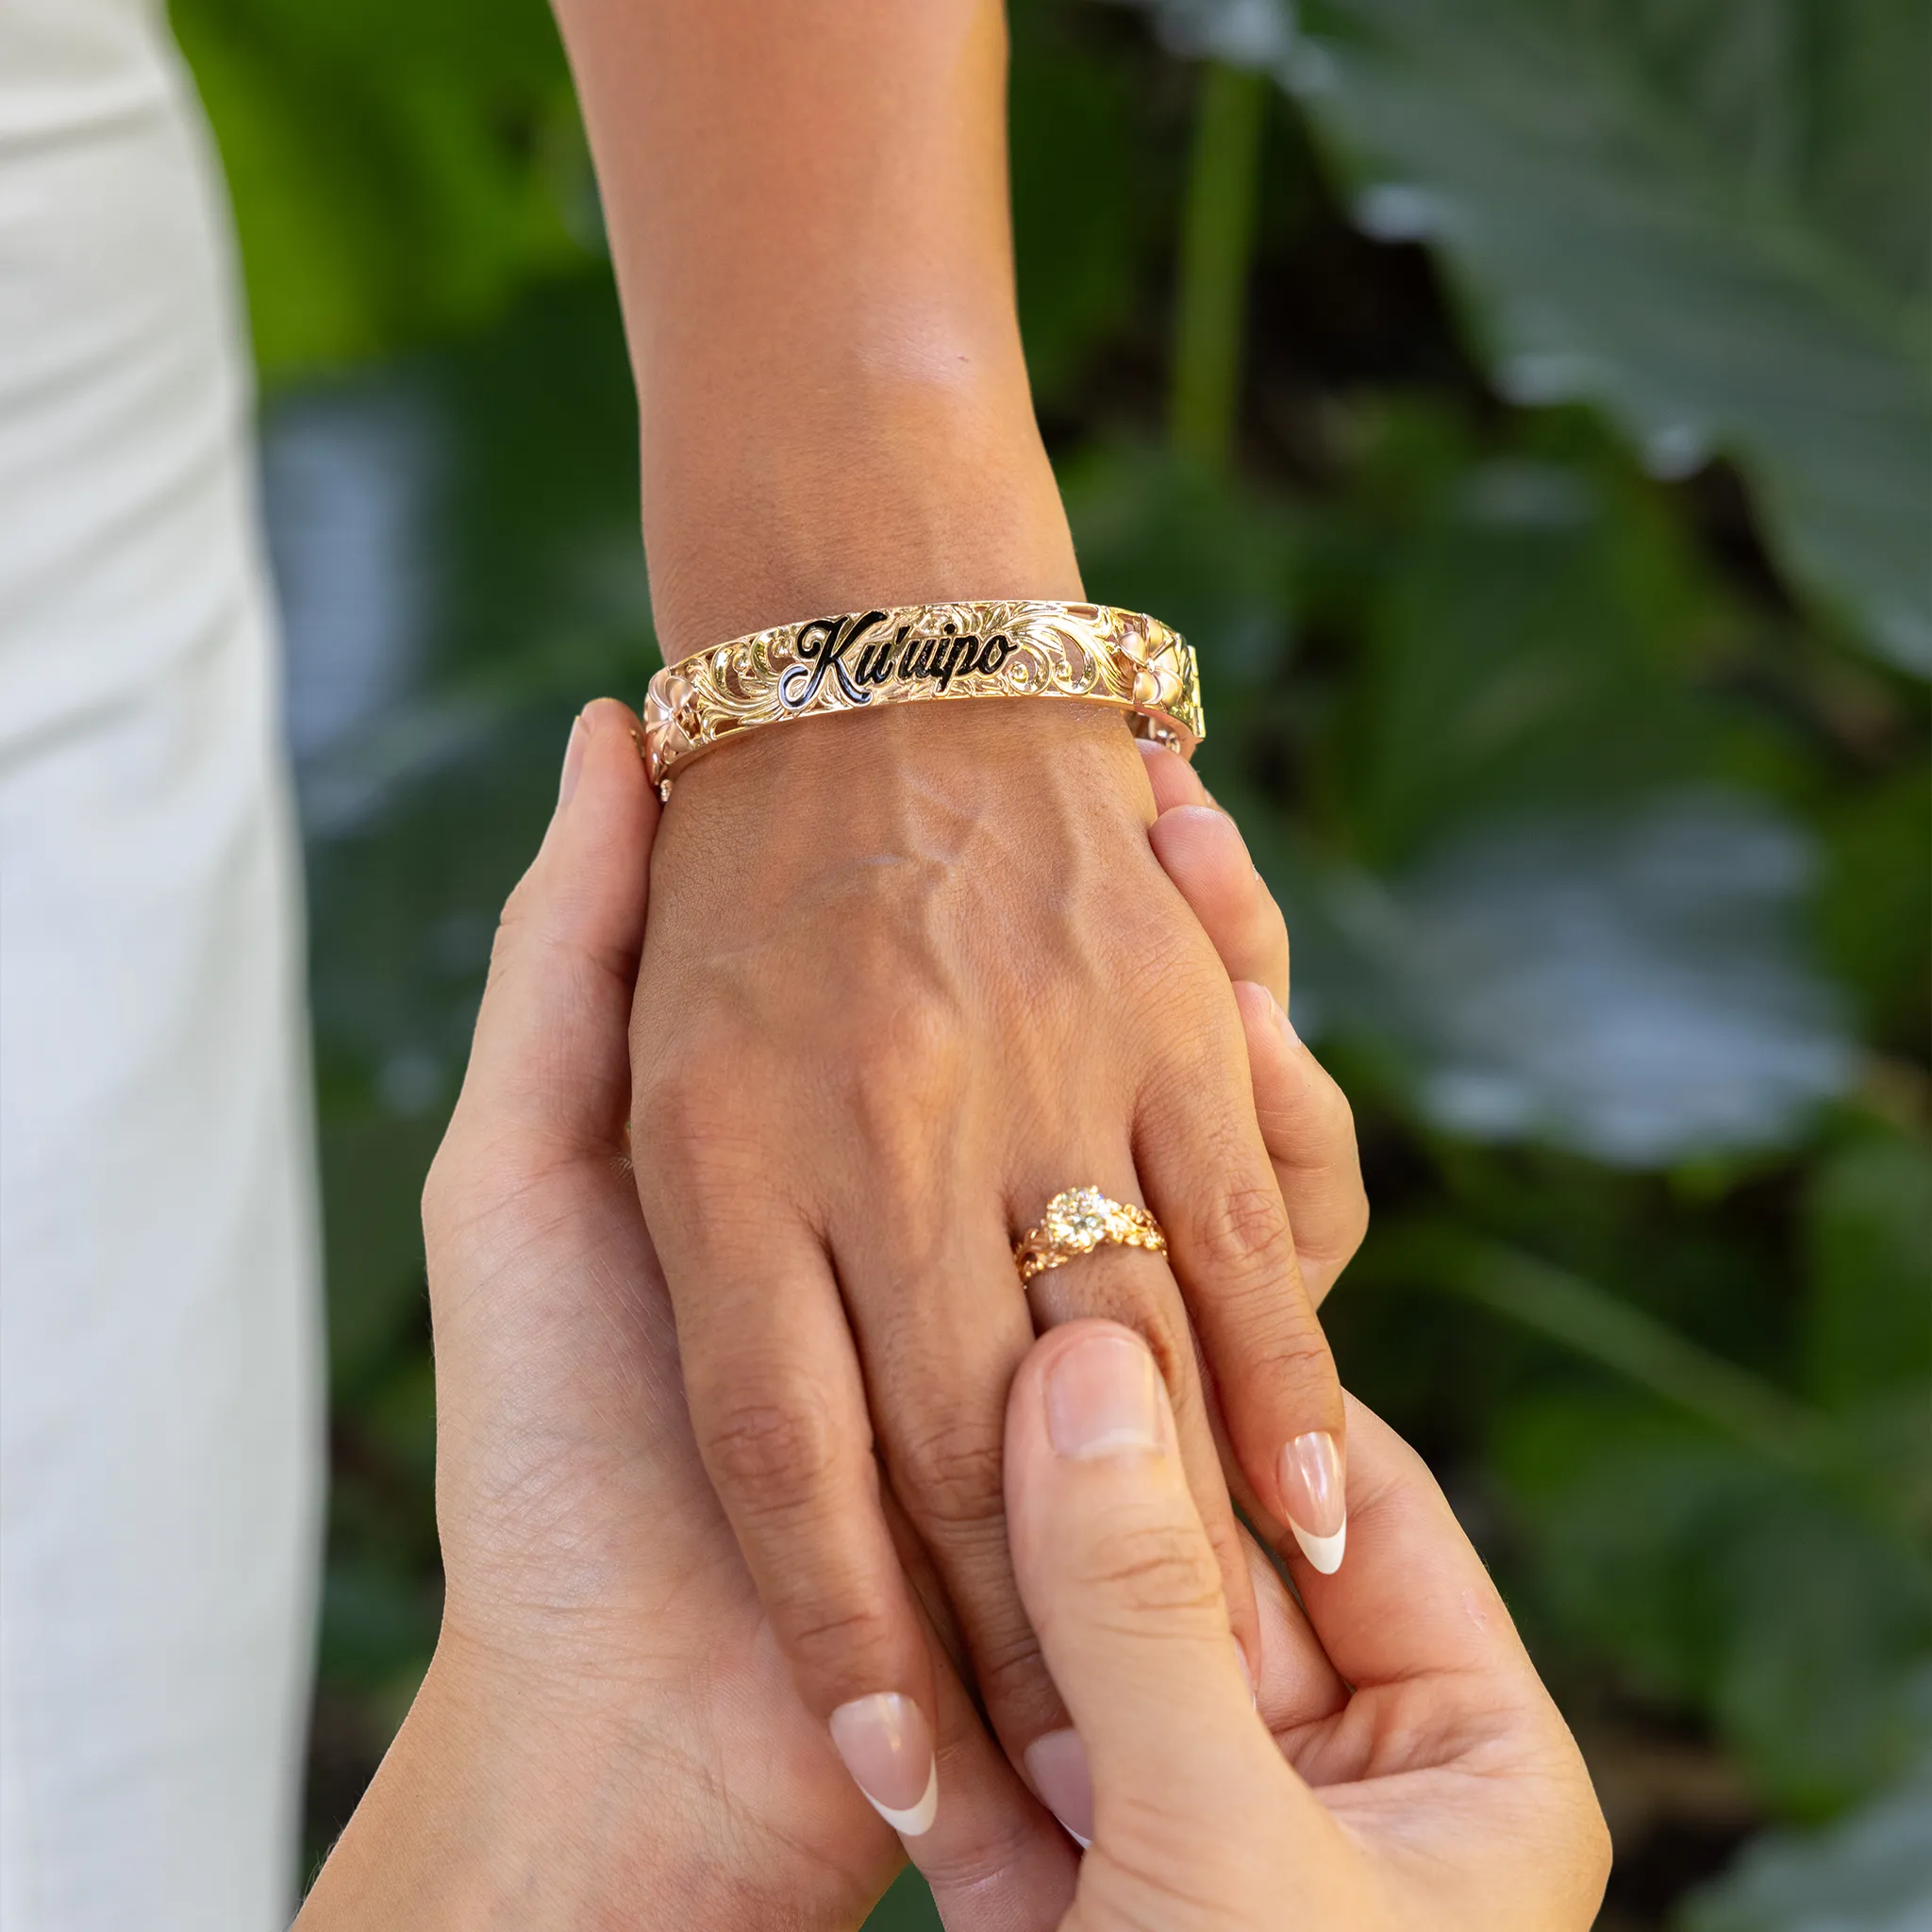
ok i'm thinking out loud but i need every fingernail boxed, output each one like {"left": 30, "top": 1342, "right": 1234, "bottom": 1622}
{"left": 1175, "top": 801, "right": 1240, "bottom": 841}
{"left": 828, "top": 1693, "right": 938, "bottom": 1837}
{"left": 557, "top": 711, "right": 589, "bottom": 808}
{"left": 1278, "top": 1430, "right": 1347, "bottom": 1574}
{"left": 1024, "top": 1728, "right": 1093, "bottom": 1849}
{"left": 1048, "top": 1330, "right": 1163, "bottom": 1459}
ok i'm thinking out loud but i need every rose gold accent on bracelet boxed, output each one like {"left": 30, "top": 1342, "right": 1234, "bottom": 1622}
{"left": 641, "top": 600, "right": 1203, "bottom": 793}
{"left": 1014, "top": 1187, "right": 1168, "bottom": 1287}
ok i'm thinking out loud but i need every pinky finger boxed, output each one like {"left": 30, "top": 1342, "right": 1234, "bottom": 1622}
{"left": 1231, "top": 981, "right": 1367, "bottom": 1305}
{"left": 891, "top": 1529, "right": 1080, "bottom": 1919}
{"left": 875, "top": 1483, "right": 1080, "bottom": 1907}
{"left": 1137, "top": 739, "right": 1211, "bottom": 814}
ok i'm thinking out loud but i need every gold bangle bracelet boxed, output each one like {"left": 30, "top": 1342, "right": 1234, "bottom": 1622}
{"left": 641, "top": 600, "right": 1203, "bottom": 794}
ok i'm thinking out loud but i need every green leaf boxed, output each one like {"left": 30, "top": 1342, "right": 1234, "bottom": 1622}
{"left": 1495, "top": 1395, "right": 1932, "bottom": 1815}
{"left": 1680, "top": 1738, "right": 1932, "bottom": 1931}
{"left": 1010, "top": 0, "right": 1174, "bottom": 408}
{"left": 1603, "top": 1, "right": 1929, "bottom": 307}
{"left": 1312, "top": 404, "right": 1742, "bottom": 864}
{"left": 1062, "top": 441, "right": 1298, "bottom": 680}
{"left": 1816, "top": 760, "right": 1932, "bottom": 1051}
{"left": 1391, "top": 1228, "right": 1832, "bottom": 1466}
{"left": 172, "top": 0, "right": 592, "bottom": 379}
{"left": 1803, "top": 1130, "right": 1932, "bottom": 1409}
{"left": 1172, "top": 61, "right": 1271, "bottom": 467}
{"left": 1124, "top": 0, "right": 1932, "bottom": 674}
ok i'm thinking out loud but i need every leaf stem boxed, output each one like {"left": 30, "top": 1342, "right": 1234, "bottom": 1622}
{"left": 1372, "top": 1225, "right": 1836, "bottom": 1471}
{"left": 1171, "top": 60, "right": 1268, "bottom": 471}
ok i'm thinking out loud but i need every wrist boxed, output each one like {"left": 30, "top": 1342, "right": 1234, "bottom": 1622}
{"left": 669, "top": 692, "right": 1150, "bottom": 827}
{"left": 643, "top": 366, "right": 1081, "bottom": 657}
{"left": 644, "top": 701, "right": 1160, "bottom": 956}
{"left": 296, "top": 1647, "right": 772, "bottom": 1931}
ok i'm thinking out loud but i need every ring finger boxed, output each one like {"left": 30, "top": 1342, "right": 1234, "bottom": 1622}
{"left": 1009, "top": 1164, "right": 1262, "bottom": 1831}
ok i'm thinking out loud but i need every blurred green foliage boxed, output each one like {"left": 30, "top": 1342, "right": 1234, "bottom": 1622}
{"left": 168, "top": 0, "right": 1929, "bottom": 1923}
{"left": 172, "top": 0, "right": 589, "bottom": 372}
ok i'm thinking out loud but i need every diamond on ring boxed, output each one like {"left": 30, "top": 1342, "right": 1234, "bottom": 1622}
{"left": 1044, "top": 1187, "right": 1111, "bottom": 1251}
{"left": 1015, "top": 1188, "right": 1167, "bottom": 1286}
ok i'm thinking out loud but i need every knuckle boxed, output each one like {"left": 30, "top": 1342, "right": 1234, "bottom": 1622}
{"left": 908, "top": 1792, "right": 1049, "bottom": 1898}
{"left": 1136, "top": 923, "right": 1215, "bottom": 1007}
{"left": 420, "top": 1143, "right": 458, "bottom": 1242}
{"left": 698, "top": 1390, "right": 842, "bottom": 1515}
{"left": 770, "top": 1591, "right": 903, "bottom": 1690}
{"left": 633, "top": 1054, "right": 768, "bottom": 1193}
{"left": 486, "top": 879, "right": 536, "bottom": 977}
{"left": 838, "top": 993, "right": 968, "bottom": 1141}
{"left": 1308, "top": 1078, "right": 1358, "bottom": 1160}
{"left": 1251, "top": 1328, "right": 1338, "bottom": 1387}
{"left": 1079, "top": 1510, "right": 1224, "bottom": 1624}
{"left": 967, "top": 1621, "right": 1060, "bottom": 1730}
{"left": 419, "top": 1134, "right": 518, "bottom": 1257}
{"left": 632, "top": 1054, "right": 720, "bottom": 1146}
{"left": 1191, "top": 1176, "right": 1293, "bottom": 1281}
{"left": 893, "top": 1418, "right": 1007, "bottom": 1534}
{"left": 1583, "top": 1804, "right": 1614, "bottom": 1892}
{"left": 1341, "top": 1187, "right": 1371, "bottom": 1261}
{"left": 693, "top": 1384, "right": 908, "bottom": 1692}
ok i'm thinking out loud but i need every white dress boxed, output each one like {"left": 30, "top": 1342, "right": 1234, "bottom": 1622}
{"left": 0, "top": 2, "right": 323, "bottom": 1926}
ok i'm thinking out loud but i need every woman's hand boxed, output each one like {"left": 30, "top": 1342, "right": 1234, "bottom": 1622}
{"left": 1003, "top": 1320, "right": 1612, "bottom": 1930}
{"left": 295, "top": 701, "right": 1079, "bottom": 1928}
{"left": 631, "top": 697, "right": 1347, "bottom": 1831}
{"left": 554, "top": 0, "right": 1349, "bottom": 1839}
{"left": 293, "top": 697, "right": 1376, "bottom": 1923}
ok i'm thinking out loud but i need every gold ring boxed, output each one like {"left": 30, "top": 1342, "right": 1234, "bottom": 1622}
{"left": 1015, "top": 1187, "right": 1167, "bottom": 1286}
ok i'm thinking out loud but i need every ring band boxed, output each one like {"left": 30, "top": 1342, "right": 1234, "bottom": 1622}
{"left": 642, "top": 600, "right": 1203, "bottom": 794}
{"left": 1015, "top": 1187, "right": 1167, "bottom": 1286}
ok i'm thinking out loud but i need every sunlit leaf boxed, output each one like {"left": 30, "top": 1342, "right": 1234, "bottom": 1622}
{"left": 1496, "top": 1396, "right": 1932, "bottom": 1815}
{"left": 1290, "top": 793, "right": 1854, "bottom": 1165}
{"left": 172, "top": 0, "right": 593, "bottom": 377}
{"left": 1681, "top": 1742, "right": 1932, "bottom": 1932}
{"left": 1121, "top": 0, "right": 1932, "bottom": 674}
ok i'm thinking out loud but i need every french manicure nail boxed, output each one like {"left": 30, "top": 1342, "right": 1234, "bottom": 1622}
{"left": 557, "top": 711, "right": 588, "bottom": 808}
{"left": 1278, "top": 1430, "right": 1347, "bottom": 1574}
{"left": 1024, "top": 1727, "right": 1093, "bottom": 1848}
{"left": 1048, "top": 1330, "right": 1163, "bottom": 1459}
{"left": 828, "top": 1693, "right": 938, "bottom": 1836}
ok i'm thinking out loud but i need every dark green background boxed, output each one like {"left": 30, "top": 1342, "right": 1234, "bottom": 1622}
{"left": 169, "top": 1, "right": 1931, "bottom": 1924}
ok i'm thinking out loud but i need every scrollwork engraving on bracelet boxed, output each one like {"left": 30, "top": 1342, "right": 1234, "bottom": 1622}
{"left": 642, "top": 600, "right": 1203, "bottom": 791}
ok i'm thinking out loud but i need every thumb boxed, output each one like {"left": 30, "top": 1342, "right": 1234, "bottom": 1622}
{"left": 441, "top": 697, "right": 658, "bottom": 1165}
{"left": 1003, "top": 1323, "right": 1293, "bottom": 1872}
